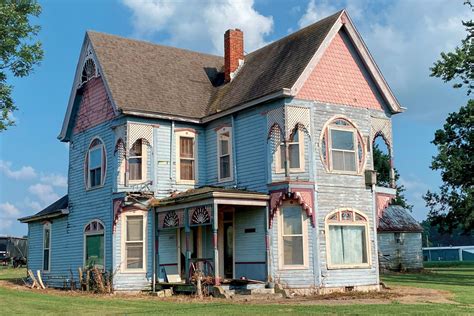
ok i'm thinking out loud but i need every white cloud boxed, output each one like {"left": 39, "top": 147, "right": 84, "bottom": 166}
{"left": 23, "top": 198, "right": 43, "bottom": 212}
{"left": 0, "top": 202, "right": 20, "bottom": 217}
{"left": 40, "top": 173, "right": 67, "bottom": 188}
{"left": 0, "top": 219, "right": 13, "bottom": 232}
{"left": 0, "top": 160, "right": 37, "bottom": 180}
{"left": 28, "top": 183, "right": 59, "bottom": 205}
{"left": 297, "top": 0, "right": 470, "bottom": 121}
{"left": 122, "top": 0, "right": 273, "bottom": 54}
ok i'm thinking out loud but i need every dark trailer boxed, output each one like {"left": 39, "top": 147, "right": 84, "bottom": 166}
{"left": 0, "top": 236, "right": 28, "bottom": 267}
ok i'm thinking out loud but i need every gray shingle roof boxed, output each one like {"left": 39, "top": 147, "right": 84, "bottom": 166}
{"left": 88, "top": 11, "right": 342, "bottom": 119}
{"left": 378, "top": 205, "right": 423, "bottom": 233}
{"left": 18, "top": 195, "right": 68, "bottom": 223}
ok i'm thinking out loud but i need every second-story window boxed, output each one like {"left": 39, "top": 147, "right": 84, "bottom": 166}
{"left": 321, "top": 118, "right": 365, "bottom": 174}
{"left": 217, "top": 126, "right": 233, "bottom": 182}
{"left": 176, "top": 130, "right": 196, "bottom": 183}
{"left": 129, "top": 139, "right": 143, "bottom": 181}
{"left": 86, "top": 138, "right": 106, "bottom": 189}
{"left": 276, "top": 129, "right": 305, "bottom": 173}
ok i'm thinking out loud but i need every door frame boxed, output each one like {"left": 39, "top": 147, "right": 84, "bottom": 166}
{"left": 218, "top": 207, "right": 235, "bottom": 280}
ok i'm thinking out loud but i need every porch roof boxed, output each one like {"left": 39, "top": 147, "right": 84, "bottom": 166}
{"left": 152, "top": 186, "right": 269, "bottom": 208}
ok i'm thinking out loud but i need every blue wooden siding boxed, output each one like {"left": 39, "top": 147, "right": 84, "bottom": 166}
{"left": 234, "top": 206, "right": 266, "bottom": 280}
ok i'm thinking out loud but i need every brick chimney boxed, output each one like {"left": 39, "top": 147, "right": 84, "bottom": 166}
{"left": 224, "top": 29, "right": 244, "bottom": 83}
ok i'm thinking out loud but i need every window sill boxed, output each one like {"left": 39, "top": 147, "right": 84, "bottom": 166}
{"left": 120, "top": 269, "right": 147, "bottom": 274}
{"left": 278, "top": 265, "right": 309, "bottom": 270}
{"left": 218, "top": 177, "right": 234, "bottom": 183}
{"left": 176, "top": 180, "right": 196, "bottom": 185}
{"left": 85, "top": 184, "right": 105, "bottom": 191}
{"left": 326, "top": 264, "right": 371, "bottom": 270}
{"left": 275, "top": 169, "right": 306, "bottom": 174}
{"left": 325, "top": 169, "right": 363, "bottom": 176}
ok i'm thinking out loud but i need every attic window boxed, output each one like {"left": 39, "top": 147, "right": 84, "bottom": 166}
{"left": 81, "top": 58, "right": 97, "bottom": 83}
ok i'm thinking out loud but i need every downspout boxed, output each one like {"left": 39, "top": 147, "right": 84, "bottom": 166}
{"left": 152, "top": 207, "right": 156, "bottom": 292}
{"left": 231, "top": 115, "right": 238, "bottom": 186}
{"left": 170, "top": 121, "right": 175, "bottom": 190}
{"left": 372, "top": 183, "right": 380, "bottom": 287}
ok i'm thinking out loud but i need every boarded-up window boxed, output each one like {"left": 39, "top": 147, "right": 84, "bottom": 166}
{"left": 125, "top": 215, "right": 144, "bottom": 269}
{"left": 85, "top": 220, "right": 105, "bottom": 268}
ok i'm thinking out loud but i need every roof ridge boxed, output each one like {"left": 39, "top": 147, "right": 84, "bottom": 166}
{"left": 86, "top": 30, "right": 223, "bottom": 60}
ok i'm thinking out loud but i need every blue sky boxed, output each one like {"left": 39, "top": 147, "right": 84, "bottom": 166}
{"left": 0, "top": 0, "right": 470, "bottom": 236}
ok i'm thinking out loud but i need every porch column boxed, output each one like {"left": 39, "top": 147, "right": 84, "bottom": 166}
{"left": 184, "top": 208, "right": 191, "bottom": 283}
{"left": 212, "top": 202, "right": 220, "bottom": 285}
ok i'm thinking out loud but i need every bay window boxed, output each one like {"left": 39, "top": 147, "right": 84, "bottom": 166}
{"left": 129, "top": 139, "right": 144, "bottom": 181}
{"left": 276, "top": 129, "right": 305, "bottom": 173}
{"left": 279, "top": 202, "right": 308, "bottom": 268}
{"left": 124, "top": 213, "right": 146, "bottom": 271}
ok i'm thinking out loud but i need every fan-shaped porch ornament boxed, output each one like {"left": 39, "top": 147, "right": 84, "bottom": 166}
{"left": 163, "top": 211, "right": 179, "bottom": 228}
{"left": 191, "top": 207, "right": 210, "bottom": 225}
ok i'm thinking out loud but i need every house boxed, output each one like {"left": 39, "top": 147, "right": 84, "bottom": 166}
{"left": 19, "top": 10, "right": 404, "bottom": 293}
{"left": 377, "top": 205, "right": 423, "bottom": 272}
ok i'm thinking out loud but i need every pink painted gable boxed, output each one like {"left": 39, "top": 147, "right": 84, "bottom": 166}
{"left": 73, "top": 77, "right": 115, "bottom": 134}
{"left": 297, "top": 31, "right": 385, "bottom": 111}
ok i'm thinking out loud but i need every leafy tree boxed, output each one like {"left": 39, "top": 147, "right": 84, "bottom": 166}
{"left": 0, "top": 0, "right": 43, "bottom": 131}
{"left": 424, "top": 1, "right": 473, "bottom": 234}
{"left": 372, "top": 143, "right": 413, "bottom": 211}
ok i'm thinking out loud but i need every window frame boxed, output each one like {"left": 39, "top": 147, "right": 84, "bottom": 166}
{"left": 325, "top": 208, "right": 371, "bottom": 269}
{"left": 275, "top": 129, "right": 305, "bottom": 174}
{"left": 85, "top": 137, "right": 107, "bottom": 190}
{"left": 175, "top": 130, "right": 197, "bottom": 184}
{"left": 320, "top": 116, "right": 366, "bottom": 175}
{"left": 42, "top": 222, "right": 51, "bottom": 272}
{"left": 83, "top": 219, "right": 105, "bottom": 269}
{"left": 278, "top": 201, "right": 309, "bottom": 270}
{"left": 121, "top": 211, "right": 147, "bottom": 273}
{"left": 216, "top": 126, "right": 233, "bottom": 182}
{"left": 128, "top": 139, "right": 148, "bottom": 183}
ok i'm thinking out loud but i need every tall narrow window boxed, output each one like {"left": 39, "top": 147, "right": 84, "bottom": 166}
{"left": 217, "top": 127, "right": 233, "bottom": 181}
{"left": 125, "top": 215, "right": 145, "bottom": 270}
{"left": 280, "top": 203, "right": 307, "bottom": 268}
{"left": 326, "top": 209, "right": 370, "bottom": 268}
{"left": 176, "top": 130, "right": 196, "bottom": 183}
{"left": 43, "top": 223, "right": 51, "bottom": 271}
{"left": 129, "top": 139, "right": 143, "bottom": 181}
{"left": 86, "top": 138, "right": 106, "bottom": 188}
{"left": 84, "top": 220, "right": 105, "bottom": 269}
{"left": 276, "top": 129, "right": 304, "bottom": 173}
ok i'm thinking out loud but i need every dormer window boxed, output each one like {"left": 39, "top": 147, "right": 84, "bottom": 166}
{"left": 275, "top": 129, "right": 305, "bottom": 173}
{"left": 321, "top": 118, "right": 365, "bottom": 174}
{"left": 86, "top": 138, "right": 106, "bottom": 189}
{"left": 217, "top": 126, "right": 233, "bottom": 182}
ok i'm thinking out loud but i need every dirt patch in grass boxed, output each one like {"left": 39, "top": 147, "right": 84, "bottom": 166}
{"left": 0, "top": 278, "right": 456, "bottom": 306}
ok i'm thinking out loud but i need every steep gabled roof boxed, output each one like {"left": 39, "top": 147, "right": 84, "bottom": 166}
{"left": 18, "top": 195, "right": 69, "bottom": 223}
{"left": 378, "top": 205, "right": 423, "bottom": 233}
{"left": 59, "top": 10, "right": 402, "bottom": 140}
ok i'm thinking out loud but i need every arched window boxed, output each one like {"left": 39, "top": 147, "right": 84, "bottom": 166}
{"left": 325, "top": 209, "right": 370, "bottom": 269}
{"left": 85, "top": 138, "right": 106, "bottom": 189}
{"left": 129, "top": 139, "right": 144, "bottom": 181}
{"left": 84, "top": 220, "right": 105, "bottom": 268}
{"left": 320, "top": 117, "right": 365, "bottom": 174}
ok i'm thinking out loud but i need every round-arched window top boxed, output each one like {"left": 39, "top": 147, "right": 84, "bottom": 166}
{"left": 84, "top": 220, "right": 104, "bottom": 234}
{"left": 81, "top": 58, "right": 97, "bottom": 83}
{"left": 320, "top": 117, "right": 366, "bottom": 174}
{"left": 85, "top": 137, "right": 107, "bottom": 189}
{"left": 326, "top": 209, "right": 367, "bottom": 223}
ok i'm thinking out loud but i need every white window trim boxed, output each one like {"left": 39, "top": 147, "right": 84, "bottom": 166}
{"left": 42, "top": 222, "right": 51, "bottom": 272}
{"left": 83, "top": 219, "right": 106, "bottom": 269}
{"left": 85, "top": 136, "right": 107, "bottom": 190}
{"left": 129, "top": 139, "right": 148, "bottom": 184}
{"left": 175, "top": 130, "right": 197, "bottom": 185}
{"left": 121, "top": 211, "right": 147, "bottom": 273}
{"left": 328, "top": 126, "right": 358, "bottom": 174}
{"left": 275, "top": 129, "right": 305, "bottom": 174}
{"left": 217, "top": 126, "right": 234, "bottom": 182}
{"left": 325, "top": 208, "right": 371, "bottom": 270}
{"left": 278, "top": 202, "right": 309, "bottom": 270}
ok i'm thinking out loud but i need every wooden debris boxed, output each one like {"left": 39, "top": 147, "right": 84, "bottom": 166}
{"left": 36, "top": 270, "right": 46, "bottom": 289}
{"left": 27, "top": 269, "right": 39, "bottom": 289}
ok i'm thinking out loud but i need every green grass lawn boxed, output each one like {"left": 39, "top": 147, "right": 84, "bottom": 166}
{"left": 0, "top": 264, "right": 473, "bottom": 315}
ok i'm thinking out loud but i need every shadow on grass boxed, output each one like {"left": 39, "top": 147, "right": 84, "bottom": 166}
{"left": 383, "top": 271, "right": 474, "bottom": 287}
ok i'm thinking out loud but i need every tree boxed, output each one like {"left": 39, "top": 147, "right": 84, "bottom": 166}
{"left": 372, "top": 143, "right": 413, "bottom": 211}
{"left": 0, "top": 0, "right": 43, "bottom": 131}
{"left": 424, "top": 1, "right": 473, "bottom": 234}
